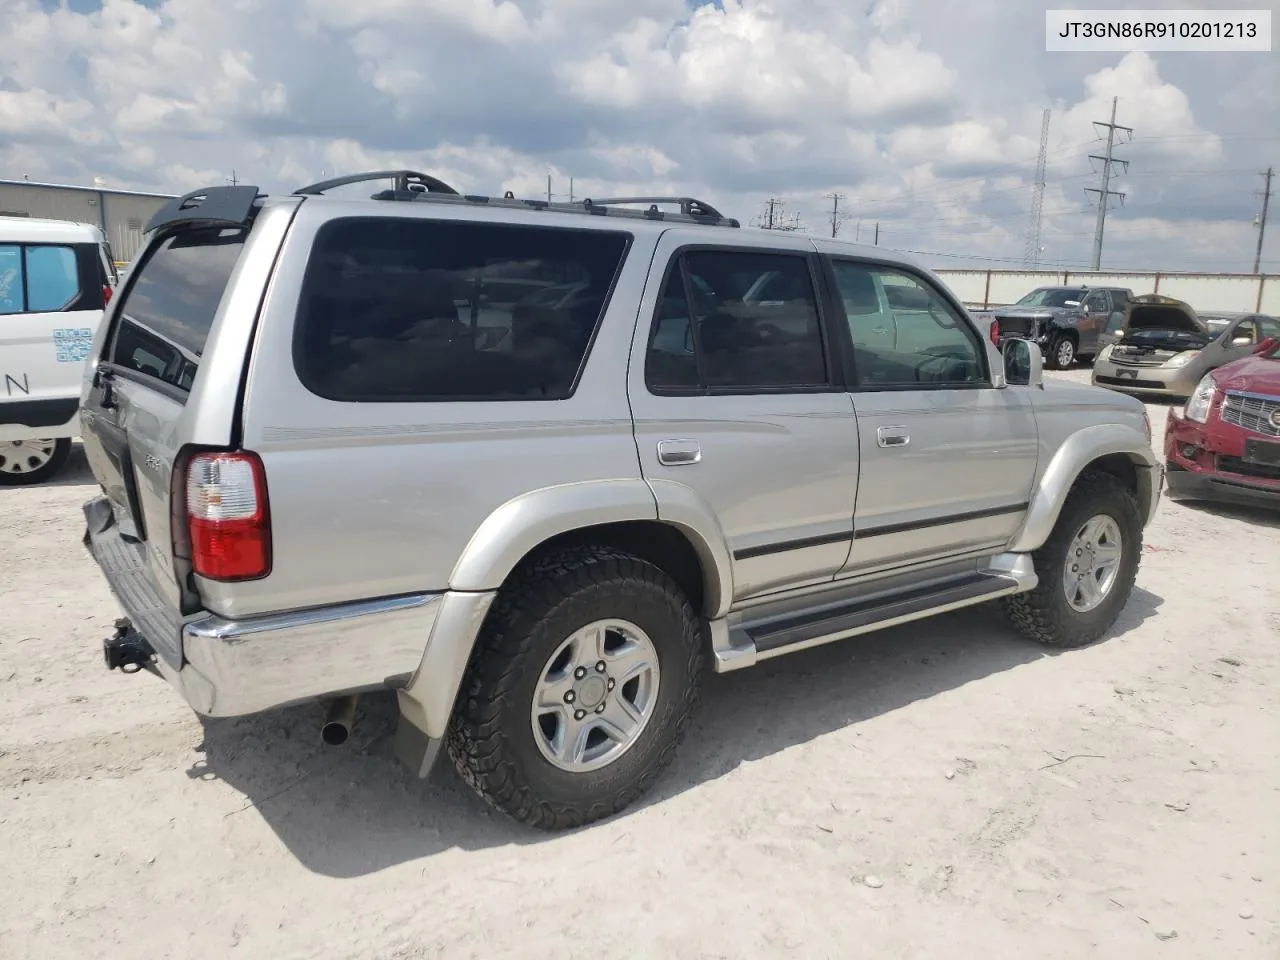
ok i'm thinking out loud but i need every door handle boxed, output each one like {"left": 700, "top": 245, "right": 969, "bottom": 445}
{"left": 657, "top": 439, "right": 701, "bottom": 466}
{"left": 877, "top": 425, "right": 909, "bottom": 448}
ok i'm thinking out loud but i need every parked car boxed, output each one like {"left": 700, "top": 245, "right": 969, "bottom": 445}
{"left": 1164, "top": 336, "right": 1280, "bottom": 509}
{"left": 992, "top": 285, "right": 1132, "bottom": 370}
{"left": 80, "top": 171, "right": 1161, "bottom": 830}
{"left": 1092, "top": 294, "right": 1280, "bottom": 400}
{"left": 1, "top": 216, "right": 118, "bottom": 485}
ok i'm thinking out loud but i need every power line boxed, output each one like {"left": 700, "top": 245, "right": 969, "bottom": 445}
{"left": 1085, "top": 95, "right": 1132, "bottom": 270}
{"left": 1256, "top": 166, "right": 1274, "bottom": 275}
{"left": 1023, "top": 108, "right": 1051, "bottom": 267}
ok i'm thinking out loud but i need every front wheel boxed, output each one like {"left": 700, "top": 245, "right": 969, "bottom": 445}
{"left": 1001, "top": 471, "right": 1142, "bottom": 648}
{"left": 0, "top": 438, "right": 72, "bottom": 486}
{"left": 447, "top": 545, "right": 706, "bottom": 830}
{"left": 1047, "top": 335, "right": 1077, "bottom": 370}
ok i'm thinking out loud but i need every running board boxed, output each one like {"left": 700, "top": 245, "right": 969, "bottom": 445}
{"left": 711, "top": 558, "right": 1035, "bottom": 672}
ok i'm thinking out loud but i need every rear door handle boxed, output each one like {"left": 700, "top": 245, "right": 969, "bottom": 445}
{"left": 877, "top": 425, "right": 909, "bottom": 448}
{"left": 657, "top": 439, "right": 701, "bottom": 466}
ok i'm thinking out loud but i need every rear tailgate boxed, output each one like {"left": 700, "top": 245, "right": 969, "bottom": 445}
{"left": 79, "top": 192, "right": 298, "bottom": 668}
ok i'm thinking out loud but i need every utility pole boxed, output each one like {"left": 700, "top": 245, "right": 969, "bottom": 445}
{"left": 569, "top": 178, "right": 575, "bottom": 204}
{"left": 874, "top": 222, "right": 880, "bottom": 246}
{"left": 1024, "top": 108, "right": 1051, "bottom": 266}
{"left": 546, "top": 174, "right": 552, "bottom": 204}
{"left": 1254, "top": 166, "right": 1274, "bottom": 274}
{"left": 1085, "top": 96, "right": 1132, "bottom": 270}
{"left": 824, "top": 192, "right": 847, "bottom": 238}
{"left": 227, "top": 169, "right": 239, "bottom": 186}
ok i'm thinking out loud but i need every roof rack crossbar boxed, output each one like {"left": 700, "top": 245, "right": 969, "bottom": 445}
{"left": 584, "top": 196, "right": 728, "bottom": 220}
{"left": 293, "top": 170, "right": 460, "bottom": 197}
{"left": 144, "top": 185, "right": 262, "bottom": 234}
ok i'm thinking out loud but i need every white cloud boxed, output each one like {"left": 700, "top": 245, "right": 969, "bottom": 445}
{"left": 0, "top": 0, "right": 1274, "bottom": 271}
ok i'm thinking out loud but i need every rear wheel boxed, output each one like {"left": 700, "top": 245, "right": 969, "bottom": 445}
{"left": 0, "top": 438, "right": 72, "bottom": 486}
{"left": 447, "top": 545, "right": 706, "bottom": 830}
{"left": 1048, "top": 335, "right": 1077, "bottom": 369}
{"left": 1001, "top": 471, "right": 1142, "bottom": 648}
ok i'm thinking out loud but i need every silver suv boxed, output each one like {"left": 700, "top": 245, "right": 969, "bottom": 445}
{"left": 80, "top": 171, "right": 1162, "bottom": 830}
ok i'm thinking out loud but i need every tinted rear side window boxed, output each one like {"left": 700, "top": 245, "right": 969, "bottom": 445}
{"left": 107, "top": 228, "right": 245, "bottom": 393}
{"left": 293, "top": 217, "right": 630, "bottom": 402}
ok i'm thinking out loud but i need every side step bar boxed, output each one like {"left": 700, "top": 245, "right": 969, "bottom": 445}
{"left": 712, "top": 557, "right": 1036, "bottom": 672}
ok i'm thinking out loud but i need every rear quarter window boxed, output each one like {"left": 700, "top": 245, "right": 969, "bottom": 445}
{"left": 292, "top": 217, "right": 630, "bottom": 402}
{"left": 106, "top": 227, "right": 246, "bottom": 395}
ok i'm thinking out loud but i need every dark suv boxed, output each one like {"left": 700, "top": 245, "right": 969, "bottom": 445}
{"left": 993, "top": 286, "right": 1133, "bottom": 370}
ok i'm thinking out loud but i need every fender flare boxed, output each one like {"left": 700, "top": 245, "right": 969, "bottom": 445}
{"left": 1007, "top": 423, "right": 1159, "bottom": 554}
{"left": 402, "top": 479, "right": 735, "bottom": 739}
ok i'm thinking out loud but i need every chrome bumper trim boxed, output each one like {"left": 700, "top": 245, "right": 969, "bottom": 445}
{"left": 177, "top": 593, "right": 442, "bottom": 717}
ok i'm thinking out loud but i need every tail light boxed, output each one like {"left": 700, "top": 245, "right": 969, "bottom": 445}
{"left": 102, "top": 284, "right": 113, "bottom": 306}
{"left": 184, "top": 451, "right": 271, "bottom": 581}
{"left": 989, "top": 319, "right": 1000, "bottom": 346}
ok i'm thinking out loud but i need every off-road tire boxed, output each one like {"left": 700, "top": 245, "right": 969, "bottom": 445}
{"left": 447, "top": 545, "right": 706, "bottom": 830}
{"left": 0, "top": 438, "right": 72, "bottom": 486}
{"left": 1001, "top": 471, "right": 1142, "bottom": 648}
{"left": 1047, "top": 334, "right": 1076, "bottom": 370}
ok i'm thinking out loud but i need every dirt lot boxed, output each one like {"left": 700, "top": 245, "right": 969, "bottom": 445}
{"left": 1, "top": 369, "right": 1277, "bottom": 960}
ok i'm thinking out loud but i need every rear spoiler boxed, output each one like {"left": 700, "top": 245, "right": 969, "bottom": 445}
{"left": 145, "top": 185, "right": 262, "bottom": 234}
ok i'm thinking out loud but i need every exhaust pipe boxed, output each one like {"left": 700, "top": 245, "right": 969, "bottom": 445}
{"left": 321, "top": 695, "right": 359, "bottom": 746}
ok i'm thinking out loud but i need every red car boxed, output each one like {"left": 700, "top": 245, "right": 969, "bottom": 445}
{"left": 1165, "top": 336, "right": 1280, "bottom": 509}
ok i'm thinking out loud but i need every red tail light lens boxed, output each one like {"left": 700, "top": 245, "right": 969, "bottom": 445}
{"left": 103, "top": 284, "right": 113, "bottom": 305}
{"left": 185, "top": 451, "right": 271, "bottom": 581}
{"left": 989, "top": 319, "right": 1000, "bottom": 346}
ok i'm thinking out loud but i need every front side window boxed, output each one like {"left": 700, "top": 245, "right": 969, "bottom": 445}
{"left": 643, "top": 250, "right": 829, "bottom": 393}
{"left": 293, "top": 218, "right": 629, "bottom": 402}
{"left": 831, "top": 261, "right": 985, "bottom": 389}
{"left": 25, "top": 245, "right": 81, "bottom": 312}
{"left": 1082, "top": 290, "right": 1108, "bottom": 312}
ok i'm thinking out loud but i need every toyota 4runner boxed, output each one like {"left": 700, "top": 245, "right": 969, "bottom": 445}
{"left": 80, "top": 171, "right": 1162, "bottom": 830}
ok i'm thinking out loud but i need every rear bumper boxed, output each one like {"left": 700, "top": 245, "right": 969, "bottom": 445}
{"left": 83, "top": 495, "right": 440, "bottom": 717}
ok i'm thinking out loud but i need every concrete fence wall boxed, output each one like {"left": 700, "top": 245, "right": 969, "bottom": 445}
{"left": 936, "top": 269, "right": 1279, "bottom": 315}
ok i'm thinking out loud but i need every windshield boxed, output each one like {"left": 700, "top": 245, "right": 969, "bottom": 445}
{"left": 1016, "top": 288, "right": 1084, "bottom": 308}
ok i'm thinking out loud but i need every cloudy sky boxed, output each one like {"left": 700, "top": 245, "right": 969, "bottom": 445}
{"left": 2, "top": 0, "right": 1276, "bottom": 272}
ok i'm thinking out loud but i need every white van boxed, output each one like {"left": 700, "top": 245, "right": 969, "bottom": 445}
{"left": 1, "top": 217, "right": 117, "bottom": 485}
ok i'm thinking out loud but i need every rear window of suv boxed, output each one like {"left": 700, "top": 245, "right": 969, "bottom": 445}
{"left": 107, "top": 227, "right": 246, "bottom": 394}
{"left": 292, "top": 217, "right": 630, "bottom": 402}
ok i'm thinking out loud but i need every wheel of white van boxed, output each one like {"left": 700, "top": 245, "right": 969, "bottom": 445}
{"left": 1001, "top": 471, "right": 1142, "bottom": 649}
{"left": 447, "top": 545, "right": 706, "bottom": 829}
{"left": 0, "top": 438, "right": 72, "bottom": 487}
{"left": 1048, "top": 335, "right": 1076, "bottom": 369}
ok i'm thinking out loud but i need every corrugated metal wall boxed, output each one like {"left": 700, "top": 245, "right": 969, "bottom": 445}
{"left": 938, "top": 268, "right": 1278, "bottom": 315}
{"left": 0, "top": 182, "right": 171, "bottom": 264}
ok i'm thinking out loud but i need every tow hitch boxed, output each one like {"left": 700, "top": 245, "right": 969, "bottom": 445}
{"left": 103, "top": 618, "right": 156, "bottom": 674}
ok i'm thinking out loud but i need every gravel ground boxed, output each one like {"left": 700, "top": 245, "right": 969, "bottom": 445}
{"left": 2, "top": 369, "right": 1277, "bottom": 960}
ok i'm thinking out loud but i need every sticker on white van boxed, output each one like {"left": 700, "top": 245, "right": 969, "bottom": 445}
{"left": 52, "top": 327, "right": 95, "bottom": 363}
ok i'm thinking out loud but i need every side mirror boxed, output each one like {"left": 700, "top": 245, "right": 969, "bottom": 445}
{"left": 1003, "top": 338, "right": 1043, "bottom": 387}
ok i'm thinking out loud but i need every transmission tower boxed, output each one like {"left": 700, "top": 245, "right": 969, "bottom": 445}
{"left": 1085, "top": 96, "right": 1132, "bottom": 270}
{"left": 1023, "top": 109, "right": 1050, "bottom": 266}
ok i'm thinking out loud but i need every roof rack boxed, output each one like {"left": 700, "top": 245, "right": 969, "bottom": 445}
{"left": 583, "top": 196, "right": 729, "bottom": 221}
{"left": 293, "top": 170, "right": 460, "bottom": 198}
